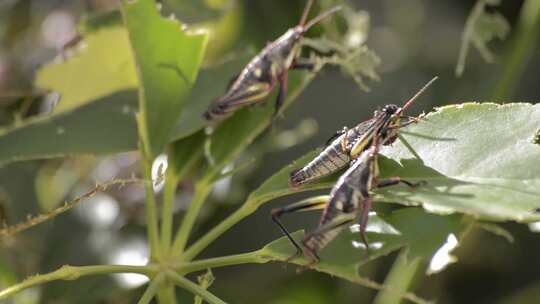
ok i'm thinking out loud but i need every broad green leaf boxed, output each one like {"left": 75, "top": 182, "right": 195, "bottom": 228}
{"left": 0, "top": 91, "right": 138, "bottom": 166}
{"left": 122, "top": 0, "right": 208, "bottom": 158}
{"left": 258, "top": 208, "right": 464, "bottom": 304}
{"left": 36, "top": 26, "right": 138, "bottom": 113}
{"left": 455, "top": 0, "right": 510, "bottom": 76}
{"left": 0, "top": 55, "right": 251, "bottom": 166}
{"left": 204, "top": 70, "right": 314, "bottom": 181}
{"left": 379, "top": 103, "right": 540, "bottom": 222}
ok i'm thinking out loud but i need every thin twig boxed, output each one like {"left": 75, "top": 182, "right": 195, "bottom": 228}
{"left": 0, "top": 177, "right": 145, "bottom": 238}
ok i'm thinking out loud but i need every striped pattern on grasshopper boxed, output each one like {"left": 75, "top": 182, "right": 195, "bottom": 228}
{"left": 289, "top": 76, "right": 438, "bottom": 187}
{"left": 203, "top": 1, "right": 341, "bottom": 121}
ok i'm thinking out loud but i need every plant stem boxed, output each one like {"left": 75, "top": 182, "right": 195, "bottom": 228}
{"left": 373, "top": 249, "right": 426, "bottom": 304}
{"left": 0, "top": 264, "right": 157, "bottom": 301}
{"left": 166, "top": 271, "right": 227, "bottom": 304}
{"left": 161, "top": 171, "right": 179, "bottom": 254}
{"left": 181, "top": 204, "right": 255, "bottom": 261}
{"left": 156, "top": 283, "right": 177, "bottom": 304}
{"left": 142, "top": 154, "right": 162, "bottom": 261}
{"left": 493, "top": 0, "right": 540, "bottom": 99}
{"left": 175, "top": 251, "right": 266, "bottom": 274}
{"left": 171, "top": 181, "right": 211, "bottom": 257}
{"left": 138, "top": 274, "right": 164, "bottom": 304}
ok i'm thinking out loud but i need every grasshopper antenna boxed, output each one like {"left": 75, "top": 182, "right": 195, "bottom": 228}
{"left": 396, "top": 76, "right": 438, "bottom": 116}
{"left": 303, "top": 5, "right": 342, "bottom": 32}
{"left": 299, "top": 0, "right": 314, "bottom": 26}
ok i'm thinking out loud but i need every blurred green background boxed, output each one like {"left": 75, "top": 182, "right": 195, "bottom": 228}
{"left": 1, "top": 0, "right": 540, "bottom": 303}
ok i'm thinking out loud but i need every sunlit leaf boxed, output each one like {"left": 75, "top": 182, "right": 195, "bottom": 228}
{"left": 379, "top": 103, "right": 540, "bottom": 222}
{"left": 121, "top": 0, "right": 208, "bottom": 158}
{"left": 0, "top": 53, "right": 253, "bottom": 166}
{"left": 36, "top": 26, "right": 138, "bottom": 113}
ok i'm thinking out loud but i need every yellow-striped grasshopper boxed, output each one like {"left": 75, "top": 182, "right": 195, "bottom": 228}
{"left": 203, "top": 0, "right": 341, "bottom": 121}
{"left": 289, "top": 77, "right": 437, "bottom": 187}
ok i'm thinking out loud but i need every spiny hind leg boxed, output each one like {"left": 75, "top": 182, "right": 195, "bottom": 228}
{"left": 358, "top": 197, "right": 373, "bottom": 255}
{"left": 271, "top": 199, "right": 328, "bottom": 261}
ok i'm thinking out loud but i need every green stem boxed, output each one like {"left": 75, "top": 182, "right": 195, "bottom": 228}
{"left": 0, "top": 264, "right": 157, "bottom": 300}
{"left": 373, "top": 249, "right": 426, "bottom": 304}
{"left": 156, "top": 283, "right": 177, "bottom": 304}
{"left": 493, "top": 0, "right": 540, "bottom": 99}
{"left": 142, "top": 154, "right": 162, "bottom": 261}
{"left": 161, "top": 171, "right": 179, "bottom": 254}
{"left": 138, "top": 274, "right": 164, "bottom": 304}
{"left": 175, "top": 251, "right": 266, "bottom": 275}
{"left": 171, "top": 181, "right": 212, "bottom": 257}
{"left": 166, "top": 271, "right": 227, "bottom": 304}
{"left": 181, "top": 204, "right": 255, "bottom": 261}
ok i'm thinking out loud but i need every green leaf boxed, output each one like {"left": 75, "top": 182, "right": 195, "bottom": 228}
{"left": 121, "top": 0, "right": 208, "bottom": 158}
{"left": 455, "top": 0, "right": 510, "bottom": 76}
{"left": 36, "top": 26, "right": 138, "bottom": 113}
{"left": 379, "top": 103, "right": 540, "bottom": 222}
{"left": 260, "top": 207, "right": 464, "bottom": 268}
{"left": 0, "top": 54, "right": 252, "bottom": 166}
{"left": 258, "top": 208, "right": 463, "bottom": 304}
{"left": 0, "top": 91, "right": 138, "bottom": 166}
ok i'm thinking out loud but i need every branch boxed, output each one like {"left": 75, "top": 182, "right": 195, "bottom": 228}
{"left": 0, "top": 177, "right": 144, "bottom": 237}
{"left": 138, "top": 274, "right": 165, "bottom": 304}
{"left": 0, "top": 264, "right": 157, "bottom": 301}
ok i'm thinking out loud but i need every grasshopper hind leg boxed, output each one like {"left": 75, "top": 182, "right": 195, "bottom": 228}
{"left": 271, "top": 199, "right": 328, "bottom": 261}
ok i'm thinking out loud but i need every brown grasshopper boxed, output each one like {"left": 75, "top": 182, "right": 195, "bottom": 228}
{"left": 203, "top": 0, "right": 341, "bottom": 121}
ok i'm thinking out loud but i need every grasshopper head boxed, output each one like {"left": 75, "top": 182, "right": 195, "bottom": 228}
{"left": 382, "top": 104, "right": 399, "bottom": 115}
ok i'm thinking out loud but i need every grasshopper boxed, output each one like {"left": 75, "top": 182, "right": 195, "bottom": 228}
{"left": 289, "top": 76, "right": 438, "bottom": 187}
{"left": 203, "top": 1, "right": 342, "bottom": 121}
{"left": 273, "top": 134, "right": 423, "bottom": 264}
